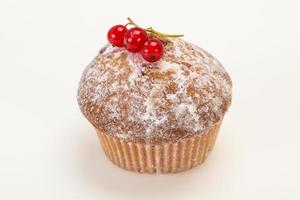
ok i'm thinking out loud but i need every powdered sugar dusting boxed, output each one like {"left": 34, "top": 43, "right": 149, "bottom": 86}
{"left": 78, "top": 38, "right": 232, "bottom": 144}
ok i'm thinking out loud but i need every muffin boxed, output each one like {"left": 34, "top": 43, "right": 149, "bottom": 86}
{"left": 77, "top": 35, "right": 232, "bottom": 173}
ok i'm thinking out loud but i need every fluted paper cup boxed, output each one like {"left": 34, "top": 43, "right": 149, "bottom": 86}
{"left": 96, "top": 120, "right": 222, "bottom": 173}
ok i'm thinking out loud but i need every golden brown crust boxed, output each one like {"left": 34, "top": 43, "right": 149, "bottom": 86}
{"left": 77, "top": 38, "right": 232, "bottom": 144}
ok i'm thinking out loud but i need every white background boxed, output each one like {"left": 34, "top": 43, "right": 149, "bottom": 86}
{"left": 0, "top": 0, "right": 300, "bottom": 199}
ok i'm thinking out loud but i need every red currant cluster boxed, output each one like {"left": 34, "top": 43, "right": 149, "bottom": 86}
{"left": 107, "top": 18, "right": 183, "bottom": 62}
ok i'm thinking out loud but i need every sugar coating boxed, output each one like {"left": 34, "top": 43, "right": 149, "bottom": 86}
{"left": 77, "top": 38, "right": 232, "bottom": 144}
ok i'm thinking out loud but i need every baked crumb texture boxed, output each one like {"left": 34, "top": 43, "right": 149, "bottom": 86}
{"left": 78, "top": 38, "right": 232, "bottom": 144}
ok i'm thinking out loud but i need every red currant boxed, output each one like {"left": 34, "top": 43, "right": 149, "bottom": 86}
{"left": 141, "top": 39, "right": 164, "bottom": 62}
{"left": 107, "top": 25, "right": 127, "bottom": 47}
{"left": 124, "top": 27, "right": 148, "bottom": 52}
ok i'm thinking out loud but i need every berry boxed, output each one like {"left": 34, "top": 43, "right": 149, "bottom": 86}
{"left": 124, "top": 27, "right": 148, "bottom": 52}
{"left": 141, "top": 39, "right": 164, "bottom": 62}
{"left": 107, "top": 25, "right": 127, "bottom": 47}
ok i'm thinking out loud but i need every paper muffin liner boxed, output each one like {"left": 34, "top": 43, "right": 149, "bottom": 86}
{"left": 96, "top": 121, "right": 222, "bottom": 173}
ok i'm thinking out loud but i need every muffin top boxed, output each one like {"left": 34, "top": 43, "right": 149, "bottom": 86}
{"left": 78, "top": 38, "right": 232, "bottom": 144}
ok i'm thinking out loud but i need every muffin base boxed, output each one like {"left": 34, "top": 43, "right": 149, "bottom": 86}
{"left": 96, "top": 121, "right": 222, "bottom": 173}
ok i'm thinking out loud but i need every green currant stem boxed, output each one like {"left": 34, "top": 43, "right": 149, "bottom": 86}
{"left": 126, "top": 17, "right": 141, "bottom": 28}
{"left": 126, "top": 17, "right": 184, "bottom": 38}
{"left": 146, "top": 27, "right": 184, "bottom": 38}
